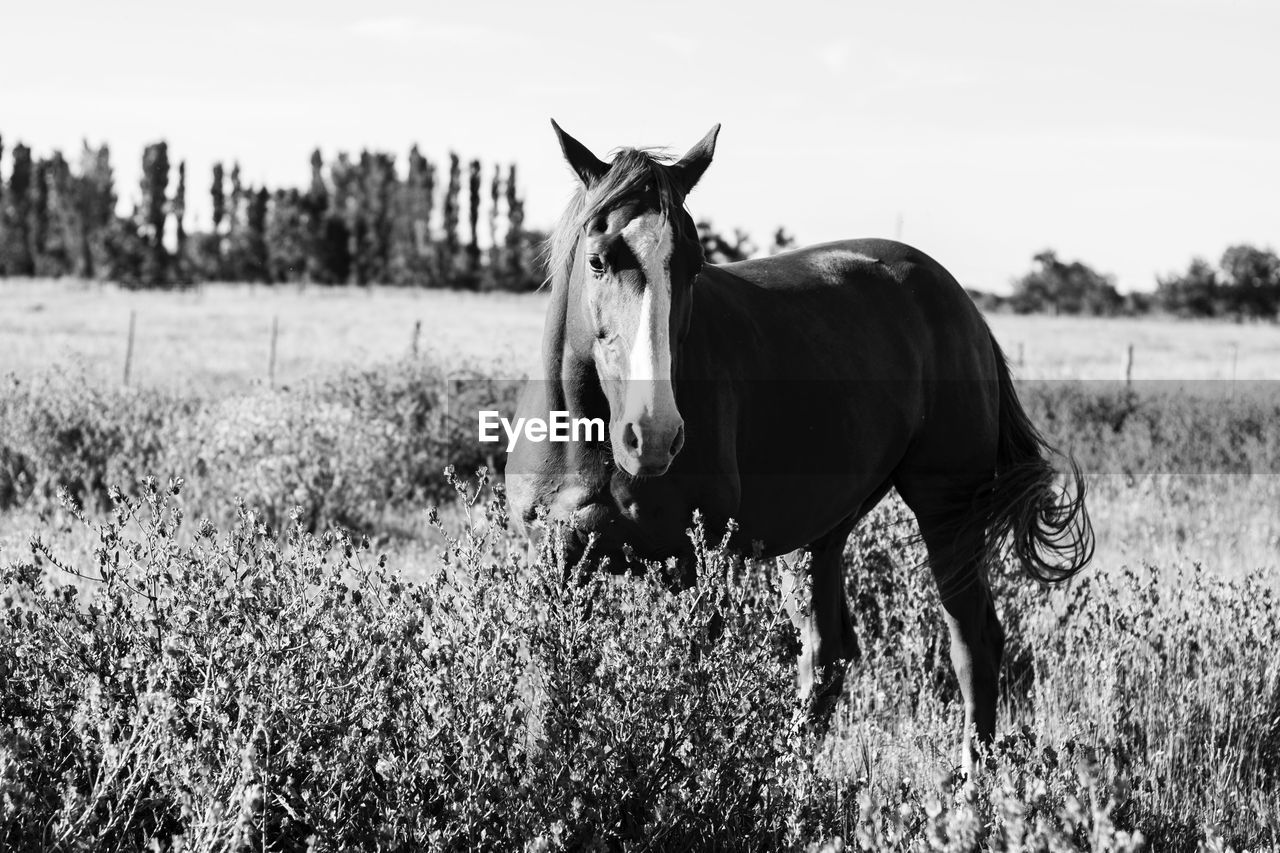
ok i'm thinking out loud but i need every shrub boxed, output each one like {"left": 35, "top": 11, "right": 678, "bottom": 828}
{"left": 0, "top": 360, "right": 520, "bottom": 534}
{"left": 0, "top": 371, "right": 182, "bottom": 511}
{"left": 0, "top": 475, "right": 1175, "bottom": 851}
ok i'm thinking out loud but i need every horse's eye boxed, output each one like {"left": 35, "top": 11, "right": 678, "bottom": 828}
{"left": 587, "top": 254, "right": 606, "bottom": 276}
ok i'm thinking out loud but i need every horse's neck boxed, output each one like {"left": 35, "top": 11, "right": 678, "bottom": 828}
{"left": 679, "top": 272, "right": 770, "bottom": 381}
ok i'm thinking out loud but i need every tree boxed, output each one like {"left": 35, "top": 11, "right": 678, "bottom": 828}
{"left": 768, "top": 227, "right": 797, "bottom": 255}
{"left": 504, "top": 164, "right": 527, "bottom": 287}
{"left": 1219, "top": 244, "right": 1280, "bottom": 319}
{"left": 697, "top": 220, "right": 755, "bottom": 264}
{"left": 488, "top": 164, "right": 503, "bottom": 285}
{"left": 36, "top": 152, "right": 78, "bottom": 277}
{"left": 211, "top": 162, "right": 226, "bottom": 234}
{"left": 139, "top": 141, "right": 170, "bottom": 285}
{"left": 5, "top": 143, "right": 34, "bottom": 275}
{"left": 73, "top": 142, "right": 116, "bottom": 279}
{"left": 29, "top": 158, "right": 50, "bottom": 273}
{"left": 0, "top": 134, "right": 5, "bottom": 275}
{"left": 267, "top": 188, "right": 308, "bottom": 282}
{"left": 174, "top": 160, "right": 187, "bottom": 281}
{"left": 326, "top": 153, "right": 357, "bottom": 285}
{"left": 246, "top": 186, "right": 270, "bottom": 282}
{"left": 1010, "top": 250, "right": 1122, "bottom": 316}
{"left": 466, "top": 158, "right": 482, "bottom": 285}
{"left": 441, "top": 152, "right": 461, "bottom": 283}
{"left": 390, "top": 145, "right": 434, "bottom": 286}
{"left": 304, "top": 149, "right": 330, "bottom": 282}
{"left": 355, "top": 151, "right": 396, "bottom": 285}
{"left": 1156, "top": 257, "right": 1221, "bottom": 317}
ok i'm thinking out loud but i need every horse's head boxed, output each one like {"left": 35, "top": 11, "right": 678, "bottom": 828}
{"left": 548, "top": 120, "right": 719, "bottom": 478}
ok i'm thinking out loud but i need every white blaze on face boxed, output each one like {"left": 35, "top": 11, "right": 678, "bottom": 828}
{"left": 619, "top": 212, "right": 676, "bottom": 418}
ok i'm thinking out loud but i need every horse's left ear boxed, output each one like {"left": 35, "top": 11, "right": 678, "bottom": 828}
{"left": 672, "top": 124, "right": 720, "bottom": 195}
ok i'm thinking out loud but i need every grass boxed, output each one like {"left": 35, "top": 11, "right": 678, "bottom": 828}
{"left": 2, "top": 281, "right": 1279, "bottom": 850}
{"left": 3, "top": 279, "right": 1280, "bottom": 389}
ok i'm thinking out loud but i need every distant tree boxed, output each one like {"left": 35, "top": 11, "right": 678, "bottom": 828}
{"left": 1219, "top": 244, "right": 1280, "bottom": 319}
{"left": 73, "top": 142, "right": 116, "bottom": 278}
{"left": 504, "top": 164, "right": 528, "bottom": 287}
{"left": 390, "top": 145, "right": 434, "bottom": 286}
{"left": 139, "top": 141, "right": 170, "bottom": 285}
{"left": 965, "top": 288, "right": 1008, "bottom": 313}
{"left": 304, "top": 149, "right": 329, "bottom": 282}
{"left": 1010, "top": 250, "right": 1122, "bottom": 316}
{"left": 488, "top": 164, "right": 503, "bottom": 284}
{"left": 1156, "top": 257, "right": 1222, "bottom": 317}
{"left": 356, "top": 151, "right": 396, "bottom": 285}
{"left": 0, "top": 134, "right": 4, "bottom": 227}
{"left": 0, "top": 134, "right": 5, "bottom": 275}
{"left": 223, "top": 165, "right": 264, "bottom": 283}
{"left": 29, "top": 158, "right": 51, "bottom": 273}
{"left": 173, "top": 160, "right": 187, "bottom": 281}
{"left": 2, "top": 143, "right": 35, "bottom": 275}
{"left": 246, "top": 186, "right": 270, "bottom": 282}
{"left": 768, "top": 227, "right": 796, "bottom": 255}
{"left": 267, "top": 188, "right": 307, "bottom": 282}
{"left": 441, "top": 152, "right": 461, "bottom": 283}
{"left": 697, "top": 220, "right": 755, "bottom": 264}
{"left": 228, "top": 162, "right": 243, "bottom": 238}
{"left": 466, "top": 158, "right": 482, "bottom": 285}
{"left": 36, "top": 153, "right": 78, "bottom": 277}
{"left": 210, "top": 162, "right": 225, "bottom": 234}
{"left": 326, "top": 153, "right": 357, "bottom": 285}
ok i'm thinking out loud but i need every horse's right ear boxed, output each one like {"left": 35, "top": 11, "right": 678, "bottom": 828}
{"left": 551, "top": 119, "right": 608, "bottom": 187}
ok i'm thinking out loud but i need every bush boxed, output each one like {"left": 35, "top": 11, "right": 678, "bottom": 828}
{"left": 0, "top": 360, "right": 520, "bottom": 534}
{"left": 6, "top": 474, "right": 1265, "bottom": 850}
{"left": 0, "top": 371, "right": 182, "bottom": 511}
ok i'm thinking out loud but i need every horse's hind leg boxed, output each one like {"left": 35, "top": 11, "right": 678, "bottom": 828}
{"left": 895, "top": 474, "right": 1005, "bottom": 776}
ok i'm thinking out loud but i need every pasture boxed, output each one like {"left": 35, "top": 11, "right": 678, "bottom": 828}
{"left": 2, "top": 280, "right": 1278, "bottom": 850}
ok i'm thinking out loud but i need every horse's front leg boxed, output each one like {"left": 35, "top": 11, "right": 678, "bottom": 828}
{"left": 781, "top": 527, "right": 857, "bottom": 726}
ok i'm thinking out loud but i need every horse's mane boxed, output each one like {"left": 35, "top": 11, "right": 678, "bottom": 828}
{"left": 544, "top": 147, "right": 688, "bottom": 290}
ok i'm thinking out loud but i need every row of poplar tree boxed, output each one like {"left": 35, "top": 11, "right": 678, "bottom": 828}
{"left": 0, "top": 135, "right": 543, "bottom": 289}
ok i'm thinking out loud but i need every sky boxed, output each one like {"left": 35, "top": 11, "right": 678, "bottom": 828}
{"left": 2, "top": 0, "right": 1277, "bottom": 292}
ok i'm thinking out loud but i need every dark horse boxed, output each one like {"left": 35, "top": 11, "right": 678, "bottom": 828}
{"left": 508, "top": 121, "right": 1093, "bottom": 772}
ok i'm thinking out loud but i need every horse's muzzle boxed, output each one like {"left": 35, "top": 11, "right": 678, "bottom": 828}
{"left": 614, "top": 417, "right": 685, "bottom": 477}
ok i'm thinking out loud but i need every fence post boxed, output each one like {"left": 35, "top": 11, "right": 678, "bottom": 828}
{"left": 1123, "top": 343, "right": 1134, "bottom": 387}
{"left": 411, "top": 320, "right": 422, "bottom": 357}
{"left": 1016, "top": 341, "right": 1025, "bottom": 368}
{"left": 123, "top": 310, "right": 137, "bottom": 386}
{"left": 269, "top": 315, "right": 279, "bottom": 387}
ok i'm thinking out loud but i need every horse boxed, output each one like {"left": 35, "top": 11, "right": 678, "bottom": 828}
{"left": 506, "top": 121, "right": 1094, "bottom": 773}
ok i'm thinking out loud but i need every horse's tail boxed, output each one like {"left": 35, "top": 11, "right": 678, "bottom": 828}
{"left": 981, "top": 334, "right": 1094, "bottom": 582}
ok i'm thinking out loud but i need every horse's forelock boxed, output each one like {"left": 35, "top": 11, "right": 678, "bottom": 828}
{"left": 544, "top": 148, "right": 689, "bottom": 292}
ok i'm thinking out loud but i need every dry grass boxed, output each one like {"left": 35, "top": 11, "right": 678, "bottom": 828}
{"left": 0, "top": 279, "right": 547, "bottom": 391}
{"left": 3, "top": 279, "right": 1279, "bottom": 393}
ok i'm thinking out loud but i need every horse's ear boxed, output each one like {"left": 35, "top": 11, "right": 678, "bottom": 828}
{"left": 672, "top": 123, "right": 720, "bottom": 195}
{"left": 550, "top": 119, "right": 608, "bottom": 187}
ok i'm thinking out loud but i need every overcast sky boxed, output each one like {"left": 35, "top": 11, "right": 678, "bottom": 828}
{"left": 3, "top": 0, "right": 1277, "bottom": 292}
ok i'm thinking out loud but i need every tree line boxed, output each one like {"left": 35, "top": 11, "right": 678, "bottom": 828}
{"left": 2, "top": 131, "right": 1274, "bottom": 317}
{"left": 968, "top": 245, "right": 1280, "bottom": 320}
{"left": 0, "top": 135, "right": 543, "bottom": 289}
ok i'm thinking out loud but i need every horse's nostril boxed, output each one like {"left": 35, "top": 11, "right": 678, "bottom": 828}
{"left": 622, "top": 422, "right": 641, "bottom": 452}
{"left": 670, "top": 425, "right": 685, "bottom": 457}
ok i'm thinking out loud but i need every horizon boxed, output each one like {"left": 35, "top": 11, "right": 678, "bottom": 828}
{"left": 2, "top": 0, "right": 1277, "bottom": 293}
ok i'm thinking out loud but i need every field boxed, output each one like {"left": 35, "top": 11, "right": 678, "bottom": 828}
{"left": 2, "top": 281, "right": 1278, "bottom": 851}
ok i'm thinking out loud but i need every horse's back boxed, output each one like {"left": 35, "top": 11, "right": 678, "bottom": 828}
{"left": 710, "top": 238, "right": 993, "bottom": 380}
{"left": 719, "top": 238, "right": 955, "bottom": 295}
